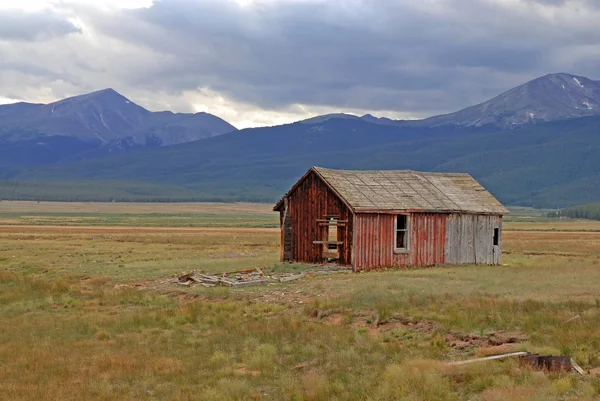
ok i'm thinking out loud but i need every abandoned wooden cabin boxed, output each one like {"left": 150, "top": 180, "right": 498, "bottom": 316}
{"left": 274, "top": 167, "right": 509, "bottom": 271}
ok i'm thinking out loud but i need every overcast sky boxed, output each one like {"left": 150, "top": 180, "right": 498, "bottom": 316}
{"left": 1, "top": 0, "right": 599, "bottom": 128}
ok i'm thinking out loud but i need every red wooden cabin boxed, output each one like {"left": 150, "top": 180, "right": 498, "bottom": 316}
{"left": 274, "top": 167, "right": 509, "bottom": 271}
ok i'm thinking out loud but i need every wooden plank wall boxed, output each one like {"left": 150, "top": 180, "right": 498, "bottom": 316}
{"left": 279, "top": 198, "right": 293, "bottom": 261}
{"left": 353, "top": 213, "right": 447, "bottom": 271}
{"left": 285, "top": 171, "right": 354, "bottom": 265}
{"left": 445, "top": 214, "right": 502, "bottom": 265}
{"left": 494, "top": 219, "right": 503, "bottom": 265}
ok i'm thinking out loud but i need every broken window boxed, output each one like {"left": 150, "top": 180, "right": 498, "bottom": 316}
{"left": 328, "top": 217, "right": 338, "bottom": 249}
{"left": 395, "top": 215, "right": 408, "bottom": 251}
{"left": 493, "top": 228, "right": 499, "bottom": 246}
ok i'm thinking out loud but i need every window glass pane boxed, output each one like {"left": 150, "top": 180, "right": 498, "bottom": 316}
{"left": 396, "top": 231, "right": 406, "bottom": 249}
{"left": 397, "top": 215, "right": 406, "bottom": 230}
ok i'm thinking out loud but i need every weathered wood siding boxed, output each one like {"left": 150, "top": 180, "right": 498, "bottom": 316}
{"left": 281, "top": 171, "right": 354, "bottom": 265}
{"left": 280, "top": 198, "right": 292, "bottom": 261}
{"left": 445, "top": 214, "right": 502, "bottom": 265}
{"left": 353, "top": 213, "right": 448, "bottom": 271}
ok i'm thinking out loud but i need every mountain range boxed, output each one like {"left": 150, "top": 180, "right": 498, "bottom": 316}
{"left": 419, "top": 73, "right": 600, "bottom": 128}
{"left": 303, "top": 73, "right": 600, "bottom": 128}
{"left": 1, "top": 73, "right": 600, "bottom": 208}
{"left": 0, "top": 88, "right": 236, "bottom": 166}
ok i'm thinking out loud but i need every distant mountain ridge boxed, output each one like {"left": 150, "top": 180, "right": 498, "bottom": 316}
{"left": 305, "top": 73, "right": 600, "bottom": 129}
{"left": 420, "top": 73, "right": 600, "bottom": 128}
{"left": 0, "top": 88, "right": 237, "bottom": 164}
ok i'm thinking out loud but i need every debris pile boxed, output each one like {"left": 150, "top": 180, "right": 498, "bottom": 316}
{"left": 174, "top": 268, "right": 268, "bottom": 287}
{"left": 173, "top": 265, "right": 352, "bottom": 287}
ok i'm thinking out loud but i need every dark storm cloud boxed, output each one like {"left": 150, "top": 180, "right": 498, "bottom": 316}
{"left": 0, "top": 9, "right": 81, "bottom": 41}
{"left": 75, "top": 0, "right": 598, "bottom": 115}
{"left": 2, "top": 0, "right": 600, "bottom": 123}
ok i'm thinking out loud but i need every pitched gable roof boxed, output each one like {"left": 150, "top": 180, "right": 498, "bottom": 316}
{"left": 275, "top": 167, "right": 509, "bottom": 215}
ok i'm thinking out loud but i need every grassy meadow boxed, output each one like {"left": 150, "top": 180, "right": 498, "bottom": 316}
{"left": 0, "top": 201, "right": 278, "bottom": 228}
{"left": 1, "top": 202, "right": 600, "bottom": 400}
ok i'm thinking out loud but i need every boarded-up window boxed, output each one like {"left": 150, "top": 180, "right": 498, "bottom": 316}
{"left": 395, "top": 215, "right": 408, "bottom": 251}
{"left": 493, "top": 228, "right": 499, "bottom": 246}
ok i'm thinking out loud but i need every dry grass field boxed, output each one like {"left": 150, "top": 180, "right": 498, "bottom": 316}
{"left": 505, "top": 220, "right": 600, "bottom": 232}
{"left": 0, "top": 201, "right": 275, "bottom": 214}
{"left": 0, "top": 201, "right": 278, "bottom": 228}
{"left": 1, "top": 202, "right": 600, "bottom": 400}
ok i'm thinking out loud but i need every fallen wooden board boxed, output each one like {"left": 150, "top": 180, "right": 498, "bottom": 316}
{"left": 447, "top": 352, "right": 528, "bottom": 366}
{"left": 571, "top": 358, "right": 585, "bottom": 375}
{"left": 218, "top": 277, "right": 269, "bottom": 287}
{"left": 279, "top": 273, "right": 306, "bottom": 283}
{"left": 563, "top": 315, "right": 580, "bottom": 324}
{"left": 223, "top": 268, "right": 256, "bottom": 275}
{"left": 195, "top": 274, "right": 220, "bottom": 285}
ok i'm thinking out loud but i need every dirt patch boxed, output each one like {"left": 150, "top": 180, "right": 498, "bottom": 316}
{"left": 312, "top": 310, "right": 528, "bottom": 352}
{"left": 444, "top": 330, "right": 529, "bottom": 351}
{"left": 321, "top": 313, "right": 343, "bottom": 325}
{"left": 476, "top": 344, "right": 520, "bottom": 356}
{"left": 378, "top": 315, "right": 437, "bottom": 331}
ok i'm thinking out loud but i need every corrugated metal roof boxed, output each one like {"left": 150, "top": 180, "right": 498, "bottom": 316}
{"left": 310, "top": 167, "right": 509, "bottom": 215}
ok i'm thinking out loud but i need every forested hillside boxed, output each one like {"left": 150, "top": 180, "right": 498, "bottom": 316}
{"left": 549, "top": 203, "right": 600, "bottom": 220}
{"left": 2, "top": 115, "right": 600, "bottom": 207}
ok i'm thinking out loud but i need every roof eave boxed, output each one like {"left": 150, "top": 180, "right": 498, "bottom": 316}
{"left": 354, "top": 208, "right": 509, "bottom": 215}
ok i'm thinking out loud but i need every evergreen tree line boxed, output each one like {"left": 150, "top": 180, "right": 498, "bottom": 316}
{"left": 547, "top": 203, "right": 600, "bottom": 220}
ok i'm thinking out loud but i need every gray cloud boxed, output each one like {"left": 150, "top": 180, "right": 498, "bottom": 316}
{"left": 90, "top": 0, "right": 600, "bottom": 110}
{"left": 1, "top": 0, "right": 600, "bottom": 126}
{"left": 0, "top": 9, "right": 81, "bottom": 41}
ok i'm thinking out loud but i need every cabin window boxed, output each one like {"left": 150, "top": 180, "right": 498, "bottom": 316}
{"left": 395, "top": 215, "right": 409, "bottom": 252}
{"left": 493, "top": 228, "right": 499, "bottom": 246}
{"left": 328, "top": 217, "right": 338, "bottom": 249}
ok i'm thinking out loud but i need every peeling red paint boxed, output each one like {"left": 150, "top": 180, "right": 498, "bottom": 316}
{"left": 283, "top": 171, "right": 353, "bottom": 265}
{"left": 353, "top": 213, "right": 447, "bottom": 271}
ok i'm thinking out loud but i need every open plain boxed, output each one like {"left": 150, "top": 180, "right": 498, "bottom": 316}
{"left": 1, "top": 202, "right": 600, "bottom": 400}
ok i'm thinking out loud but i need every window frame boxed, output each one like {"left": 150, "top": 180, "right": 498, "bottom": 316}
{"left": 394, "top": 214, "right": 410, "bottom": 254}
{"left": 327, "top": 217, "right": 338, "bottom": 250}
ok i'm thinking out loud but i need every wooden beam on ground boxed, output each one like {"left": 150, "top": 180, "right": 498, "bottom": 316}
{"left": 571, "top": 358, "right": 585, "bottom": 375}
{"left": 447, "top": 352, "right": 529, "bottom": 366}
